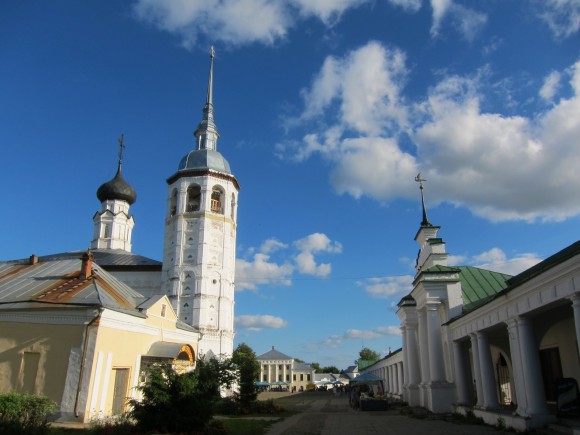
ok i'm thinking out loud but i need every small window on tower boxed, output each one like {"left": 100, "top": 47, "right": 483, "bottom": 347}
{"left": 161, "top": 304, "right": 166, "bottom": 317}
{"left": 186, "top": 185, "right": 201, "bottom": 212}
{"left": 169, "top": 189, "right": 178, "bottom": 216}
{"left": 230, "top": 194, "right": 236, "bottom": 220}
{"left": 211, "top": 187, "right": 223, "bottom": 214}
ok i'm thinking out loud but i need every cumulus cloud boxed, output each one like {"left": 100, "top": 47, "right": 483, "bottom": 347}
{"left": 236, "top": 233, "right": 342, "bottom": 289}
{"left": 387, "top": 0, "right": 422, "bottom": 12}
{"left": 535, "top": 0, "right": 580, "bottom": 38}
{"left": 539, "top": 71, "right": 561, "bottom": 102}
{"left": 299, "top": 41, "right": 408, "bottom": 136}
{"left": 358, "top": 275, "right": 414, "bottom": 298}
{"left": 294, "top": 233, "right": 342, "bottom": 277}
{"left": 287, "top": 42, "right": 580, "bottom": 222}
{"left": 133, "top": 0, "right": 291, "bottom": 48}
{"left": 235, "top": 253, "right": 293, "bottom": 290}
{"left": 235, "top": 314, "right": 288, "bottom": 331}
{"left": 448, "top": 247, "right": 542, "bottom": 276}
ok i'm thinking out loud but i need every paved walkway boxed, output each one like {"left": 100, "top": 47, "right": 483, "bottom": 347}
{"left": 262, "top": 392, "right": 522, "bottom": 435}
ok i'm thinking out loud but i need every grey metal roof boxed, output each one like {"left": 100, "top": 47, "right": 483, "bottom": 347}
{"left": 177, "top": 149, "right": 232, "bottom": 175}
{"left": 0, "top": 257, "right": 149, "bottom": 317}
{"left": 8, "top": 250, "right": 162, "bottom": 270}
{"left": 257, "top": 347, "right": 293, "bottom": 361}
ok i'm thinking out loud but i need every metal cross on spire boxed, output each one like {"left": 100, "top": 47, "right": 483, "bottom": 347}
{"left": 415, "top": 173, "right": 432, "bottom": 227}
{"left": 118, "top": 134, "right": 125, "bottom": 165}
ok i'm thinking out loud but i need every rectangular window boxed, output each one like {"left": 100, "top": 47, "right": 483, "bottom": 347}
{"left": 300, "top": 374, "right": 304, "bottom": 381}
{"left": 286, "top": 374, "right": 290, "bottom": 381}
{"left": 278, "top": 375, "right": 282, "bottom": 381}
{"left": 293, "top": 374, "right": 296, "bottom": 381}
{"left": 20, "top": 352, "right": 40, "bottom": 394}
{"left": 307, "top": 374, "right": 311, "bottom": 381}
{"left": 286, "top": 365, "right": 290, "bottom": 370}
{"left": 278, "top": 364, "right": 283, "bottom": 370}
{"left": 112, "top": 368, "right": 130, "bottom": 415}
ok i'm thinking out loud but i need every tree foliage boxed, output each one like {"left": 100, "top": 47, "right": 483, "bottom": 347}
{"left": 359, "top": 347, "right": 380, "bottom": 361}
{"left": 129, "top": 358, "right": 236, "bottom": 434}
{"left": 232, "top": 343, "right": 260, "bottom": 407}
{"left": 0, "top": 392, "right": 56, "bottom": 435}
{"left": 320, "top": 365, "right": 339, "bottom": 374}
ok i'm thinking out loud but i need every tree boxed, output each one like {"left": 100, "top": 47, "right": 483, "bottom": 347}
{"left": 129, "top": 358, "right": 236, "bottom": 434}
{"left": 359, "top": 347, "right": 380, "bottom": 361}
{"left": 321, "top": 365, "right": 339, "bottom": 374}
{"left": 310, "top": 362, "right": 321, "bottom": 371}
{"left": 232, "top": 343, "right": 260, "bottom": 407}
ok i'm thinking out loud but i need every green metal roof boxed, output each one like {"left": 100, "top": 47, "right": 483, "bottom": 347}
{"left": 456, "top": 266, "right": 511, "bottom": 311}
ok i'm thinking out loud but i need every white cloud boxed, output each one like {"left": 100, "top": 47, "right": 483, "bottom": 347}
{"left": 299, "top": 41, "right": 409, "bottom": 136}
{"left": 387, "top": 0, "right": 422, "bottom": 12}
{"left": 133, "top": 0, "right": 291, "bottom": 48}
{"left": 290, "top": 0, "right": 369, "bottom": 25}
{"left": 535, "top": 0, "right": 580, "bottom": 38}
{"left": 294, "top": 233, "right": 342, "bottom": 277}
{"left": 235, "top": 314, "right": 288, "bottom": 331}
{"left": 430, "top": 0, "right": 487, "bottom": 41}
{"left": 540, "top": 71, "right": 561, "bottom": 102}
{"left": 359, "top": 275, "right": 414, "bottom": 298}
{"left": 236, "top": 233, "right": 342, "bottom": 288}
{"left": 289, "top": 42, "right": 580, "bottom": 222}
{"left": 235, "top": 253, "right": 293, "bottom": 290}
{"left": 448, "top": 247, "right": 542, "bottom": 276}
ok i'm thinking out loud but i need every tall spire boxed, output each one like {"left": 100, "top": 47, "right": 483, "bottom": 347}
{"left": 194, "top": 45, "right": 219, "bottom": 151}
{"left": 415, "top": 173, "right": 432, "bottom": 227}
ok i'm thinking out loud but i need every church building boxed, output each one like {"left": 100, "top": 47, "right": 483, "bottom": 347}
{"left": 0, "top": 48, "right": 238, "bottom": 421}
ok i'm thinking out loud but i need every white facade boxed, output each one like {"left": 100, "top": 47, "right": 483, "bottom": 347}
{"left": 396, "top": 214, "right": 580, "bottom": 431}
{"left": 92, "top": 199, "right": 134, "bottom": 251}
{"left": 161, "top": 173, "right": 237, "bottom": 357}
{"left": 364, "top": 350, "right": 405, "bottom": 400}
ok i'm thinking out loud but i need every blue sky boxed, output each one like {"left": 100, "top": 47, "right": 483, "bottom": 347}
{"left": 1, "top": 0, "right": 579, "bottom": 369}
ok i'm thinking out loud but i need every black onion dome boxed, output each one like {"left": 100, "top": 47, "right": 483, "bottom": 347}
{"left": 96, "top": 165, "right": 137, "bottom": 205}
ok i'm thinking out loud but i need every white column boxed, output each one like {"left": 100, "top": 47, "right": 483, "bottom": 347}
{"left": 397, "top": 363, "right": 404, "bottom": 395}
{"left": 571, "top": 294, "right": 580, "bottom": 359}
{"left": 476, "top": 332, "right": 500, "bottom": 409}
{"left": 418, "top": 310, "right": 430, "bottom": 384}
{"left": 453, "top": 340, "right": 471, "bottom": 405}
{"left": 470, "top": 333, "right": 484, "bottom": 407}
{"left": 426, "top": 301, "right": 446, "bottom": 382}
{"left": 405, "top": 324, "right": 421, "bottom": 386}
{"left": 506, "top": 318, "right": 528, "bottom": 416}
{"left": 518, "top": 317, "right": 549, "bottom": 415}
{"left": 401, "top": 326, "right": 409, "bottom": 388}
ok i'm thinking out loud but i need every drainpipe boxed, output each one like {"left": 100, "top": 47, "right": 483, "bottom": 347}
{"left": 74, "top": 307, "right": 103, "bottom": 418}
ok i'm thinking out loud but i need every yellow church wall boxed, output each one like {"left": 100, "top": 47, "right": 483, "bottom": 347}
{"left": 0, "top": 319, "right": 84, "bottom": 405}
{"left": 82, "top": 303, "right": 199, "bottom": 421}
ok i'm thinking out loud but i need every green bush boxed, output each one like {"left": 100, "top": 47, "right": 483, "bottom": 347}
{"left": 0, "top": 391, "right": 56, "bottom": 435}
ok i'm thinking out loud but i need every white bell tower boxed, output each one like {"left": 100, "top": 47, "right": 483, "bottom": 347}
{"left": 161, "top": 47, "right": 238, "bottom": 358}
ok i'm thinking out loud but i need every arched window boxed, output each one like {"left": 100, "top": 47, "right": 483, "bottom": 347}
{"left": 169, "top": 189, "right": 178, "bottom": 216}
{"left": 211, "top": 186, "right": 223, "bottom": 214}
{"left": 186, "top": 185, "right": 201, "bottom": 212}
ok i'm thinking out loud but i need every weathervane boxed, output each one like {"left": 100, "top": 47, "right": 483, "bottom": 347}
{"left": 415, "top": 172, "right": 432, "bottom": 226}
{"left": 210, "top": 45, "right": 215, "bottom": 59}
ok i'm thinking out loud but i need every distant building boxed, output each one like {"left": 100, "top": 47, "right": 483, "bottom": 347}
{"left": 257, "top": 347, "right": 316, "bottom": 391}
